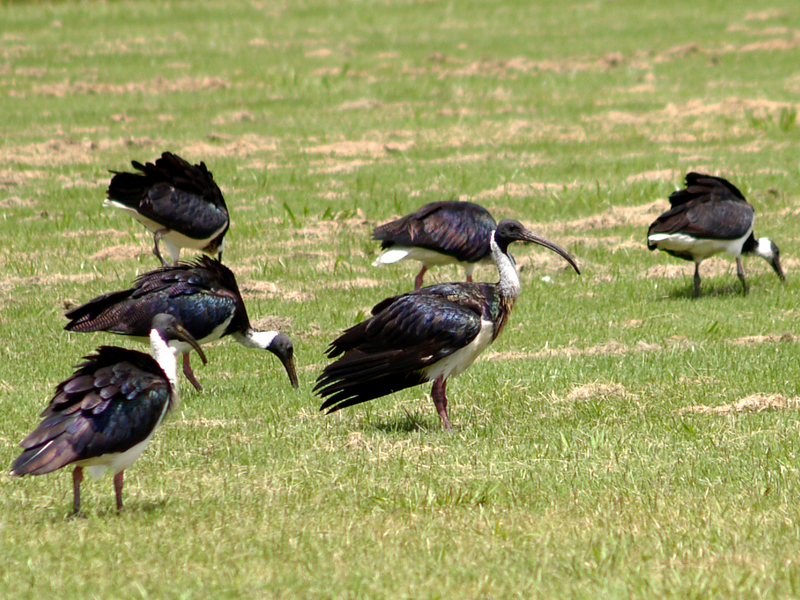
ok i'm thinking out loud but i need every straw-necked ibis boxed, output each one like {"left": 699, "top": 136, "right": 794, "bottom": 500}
{"left": 11, "top": 314, "right": 207, "bottom": 515}
{"left": 105, "top": 152, "right": 229, "bottom": 265}
{"left": 372, "top": 201, "right": 498, "bottom": 290}
{"left": 648, "top": 172, "right": 784, "bottom": 297}
{"left": 316, "top": 219, "right": 580, "bottom": 430}
{"left": 64, "top": 256, "right": 298, "bottom": 391}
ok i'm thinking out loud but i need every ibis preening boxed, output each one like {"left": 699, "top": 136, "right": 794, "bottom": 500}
{"left": 105, "top": 152, "right": 229, "bottom": 265}
{"left": 64, "top": 256, "right": 299, "bottom": 392}
{"left": 372, "top": 201, "right": 498, "bottom": 290}
{"left": 316, "top": 219, "right": 580, "bottom": 430}
{"left": 647, "top": 172, "right": 785, "bottom": 297}
{"left": 10, "top": 314, "right": 207, "bottom": 515}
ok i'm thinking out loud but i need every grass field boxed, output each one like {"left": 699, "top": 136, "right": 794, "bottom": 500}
{"left": 2, "top": 0, "right": 800, "bottom": 597}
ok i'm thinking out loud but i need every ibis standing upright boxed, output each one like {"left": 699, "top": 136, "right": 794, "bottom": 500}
{"left": 372, "top": 201, "right": 498, "bottom": 289}
{"left": 316, "top": 219, "right": 580, "bottom": 430}
{"left": 647, "top": 172, "right": 785, "bottom": 297}
{"left": 105, "top": 152, "right": 230, "bottom": 265}
{"left": 64, "top": 256, "right": 299, "bottom": 392}
{"left": 10, "top": 314, "right": 207, "bottom": 515}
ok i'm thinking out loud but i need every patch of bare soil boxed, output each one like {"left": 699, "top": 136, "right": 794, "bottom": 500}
{"left": 88, "top": 244, "right": 144, "bottom": 261}
{"left": 0, "top": 272, "right": 96, "bottom": 294}
{"left": 472, "top": 181, "right": 580, "bottom": 201}
{"left": 564, "top": 200, "right": 666, "bottom": 233}
{"left": 625, "top": 169, "right": 681, "bottom": 184}
{"left": 294, "top": 211, "right": 369, "bottom": 240}
{"left": 646, "top": 255, "right": 781, "bottom": 281}
{"left": 728, "top": 333, "right": 796, "bottom": 345}
{"left": 0, "top": 196, "right": 35, "bottom": 209}
{"left": 303, "top": 140, "right": 415, "bottom": 157}
{"left": 7, "top": 136, "right": 160, "bottom": 167}
{"left": 251, "top": 315, "right": 293, "bottom": 332}
{"left": 172, "top": 417, "right": 237, "bottom": 428}
{"left": 63, "top": 228, "right": 128, "bottom": 240}
{"left": 559, "top": 382, "right": 632, "bottom": 403}
{"left": 182, "top": 133, "right": 279, "bottom": 159}
{"left": 33, "top": 76, "right": 228, "bottom": 98}
{"left": 515, "top": 251, "right": 583, "bottom": 273}
{"left": 556, "top": 235, "right": 641, "bottom": 254}
{"left": 744, "top": 9, "right": 788, "bottom": 21}
{"left": 314, "top": 159, "right": 374, "bottom": 175}
{"left": 0, "top": 169, "right": 47, "bottom": 188}
{"left": 338, "top": 98, "right": 382, "bottom": 111}
{"left": 241, "top": 280, "right": 316, "bottom": 303}
{"left": 211, "top": 111, "right": 255, "bottom": 126}
{"left": 680, "top": 394, "right": 800, "bottom": 415}
{"left": 327, "top": 277, "right": 381, "bottom": 290}
{"left": 486, "top": 337, "right": 691, "bottom": 362}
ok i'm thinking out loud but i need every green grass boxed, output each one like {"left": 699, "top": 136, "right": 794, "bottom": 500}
{"left": 2, "top": 0, "right": 800, "bottom": 597}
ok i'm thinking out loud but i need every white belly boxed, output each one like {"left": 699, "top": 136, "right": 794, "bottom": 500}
{"left": 648, "top": 229, "right": 751, "bottom": 261}
{"left": 104, "top": 200, "right": 226, "bottom": 260}
{"left": 374, "top": 246, "right": 462, "bottom": 267}
{"left": 76, "top": 401, "right": 171, "bottom": 479}
{"left": 423, "top": 319, "right": 494, "bottom": 381}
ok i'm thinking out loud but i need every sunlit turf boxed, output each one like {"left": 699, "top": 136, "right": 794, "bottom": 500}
{"left": 2, "top": 0, "right": 800, "bottom": 598}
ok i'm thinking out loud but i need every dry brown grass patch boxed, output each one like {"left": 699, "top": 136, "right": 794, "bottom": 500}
{"left": 33, "top": 75, "right": 228, "bottom": 98}
{"left": 680, "top": 394, "right": 800, "bottom": 415}
{"left": 303, "top": 140, "right": 415, "bottom": 157}
{"left": 560, "top": 382, "right": 631, "bottom": 403}
{"left": 728, "top": 333, "right": 796, "bottom": 345}
{"left": 88, "top": 243, "right": 144, "bottom": 262}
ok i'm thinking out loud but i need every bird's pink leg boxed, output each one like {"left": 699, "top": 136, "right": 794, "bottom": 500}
{"left": 153, "top": 228, "right": 170, "bottom": 266}
{"left": 183, "top": 352, "right": 203, "bottom": 391}
{"left": 114, "top": 471, "right": 125, "bottom": 511}
{"left": 431, "top": 377, "right": 452, "bottom": 431}
{"left": 71, "top": 466, "right": 84, "bottom": 516}
{"left": 414, "top": 266, "right": 428, "bottom": 290}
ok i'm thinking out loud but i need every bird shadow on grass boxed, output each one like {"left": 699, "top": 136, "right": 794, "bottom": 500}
{"left": 371, "top": 410, "right": 438, "bottom": 434}
{"left": 656, "top": 282, "right": 747, "bottom": 301}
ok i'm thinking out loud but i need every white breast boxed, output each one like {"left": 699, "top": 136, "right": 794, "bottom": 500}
{"left": 649, "top": 229, "right": 752, "bottom": 261}
{"left": 422, "top": 319, "right": 494, "bottom": 382}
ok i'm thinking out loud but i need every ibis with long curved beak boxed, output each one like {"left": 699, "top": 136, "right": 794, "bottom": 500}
{"left": 316, "top": 219, "right": 580, "bottom": 430}
{"left": 64, "top": 256, "right": 298, "bottom": 392}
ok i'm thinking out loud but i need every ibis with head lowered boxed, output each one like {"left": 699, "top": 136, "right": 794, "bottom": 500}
{"left": 105, "top": 152, "right": 230, "bottom": 265}
{"left": 64, "top": 256, "right": 298, "bottom": 392}
{"left": 647, "top": 172, "right": 784, "bottom": 297}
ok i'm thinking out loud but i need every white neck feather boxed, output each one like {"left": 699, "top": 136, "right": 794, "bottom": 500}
{"left": 235, "top": 329, "right": 279, "bottom": 350}
{"left": 755, "top": 237, "right": 775, "bottom": 260}
{"left": 150, "top": 329, "right": 179, "bottom": 388}
{"left": 491, "top": 234, "right": 520, "bottom": 300}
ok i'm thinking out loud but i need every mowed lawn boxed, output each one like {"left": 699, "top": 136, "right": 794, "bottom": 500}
{"left": 2, "top": 0, "right": 800, "bottom": 598}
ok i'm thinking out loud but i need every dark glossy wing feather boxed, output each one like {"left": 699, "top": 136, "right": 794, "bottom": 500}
{"left": 315, "top": 288, "right": 484, "bottom": 411}
{"left": 108, "top": 152, "right": 228, "bottom": 240}
{"left": 648, "top": 173, "right": 754, "bottom": 246}
{"left": 65, "top": 257, "right": 246, "bottom": 340}
{"left": 668, "top": 172, "right": 745, "bottom": 207}
{"left": 372, "top": 201, "right": 496, "bottom": 263}
{"left": 12, "top": 347, "right": 171, "bottom": 476}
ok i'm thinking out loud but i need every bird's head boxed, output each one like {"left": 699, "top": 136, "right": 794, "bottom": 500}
{"left": 151, "top": 313, "right": 208, "bottom": 365}
{"left": 493, "top": 219, "right": 580, "bottom": 275}
{"left": 754, "top": 237, "right": 786, "bottom": 282}
{"left": 248, "top": 331, "right": 299, "bottom": 388}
